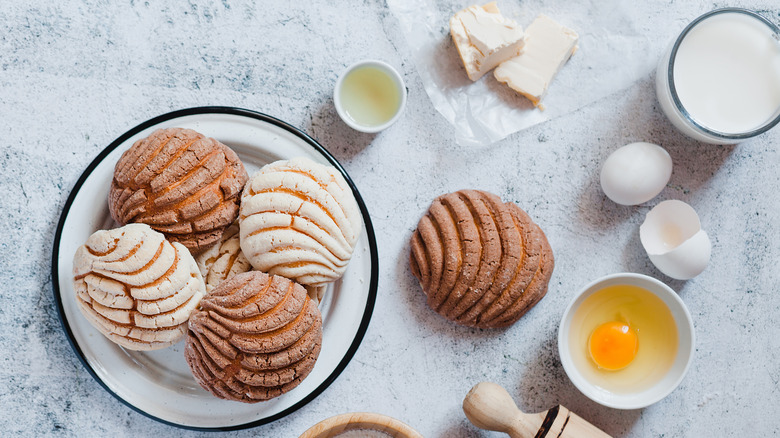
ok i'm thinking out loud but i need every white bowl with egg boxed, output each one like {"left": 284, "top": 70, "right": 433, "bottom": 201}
{"left": 558, "top": 273, "right": 695, "bottom": 410}
{"left": 334, "top": 60, "right": 407, "bottom": 133}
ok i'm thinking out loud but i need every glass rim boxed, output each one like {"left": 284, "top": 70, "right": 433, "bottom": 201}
{"left": 667, "top": 7, "right": 780, "bottom": 140}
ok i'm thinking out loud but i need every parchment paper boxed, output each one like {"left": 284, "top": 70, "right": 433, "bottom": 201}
{"left": 388, "top": 0, "right": 668, "bottom": 146}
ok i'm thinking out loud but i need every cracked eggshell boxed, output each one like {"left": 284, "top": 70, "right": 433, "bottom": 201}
{"left": 601, "top": 142, "right": 672, "bottom": 206}
{"left": 640, "top": 200, "right": 711, "bottom": 280}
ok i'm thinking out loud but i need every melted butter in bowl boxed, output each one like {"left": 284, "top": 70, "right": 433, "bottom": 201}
{"left": 334, "top": 60, "right": 407, "bottom": 133}
{"left": 340, "top": 66, "right": 401, "bottom": 127}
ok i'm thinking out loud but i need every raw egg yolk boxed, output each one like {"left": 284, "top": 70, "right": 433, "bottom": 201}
{"left": 588, "top": 321, "right": 638, "bottom": 370}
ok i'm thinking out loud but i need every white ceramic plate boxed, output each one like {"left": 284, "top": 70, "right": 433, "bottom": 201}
{"left": 52, "top": 107, "right": 379, "bottom": 430}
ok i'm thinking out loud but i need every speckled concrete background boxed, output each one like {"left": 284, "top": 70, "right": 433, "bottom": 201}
{"left": 1, "top": 0, "right": 779, "bottom": 436}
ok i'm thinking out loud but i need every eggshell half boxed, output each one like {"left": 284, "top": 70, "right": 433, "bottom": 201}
{"left": 601, "top": 142, "right": 672, "bottom": 206}
{"left": 640, "top": 200, "right": 711, "bottom": 280}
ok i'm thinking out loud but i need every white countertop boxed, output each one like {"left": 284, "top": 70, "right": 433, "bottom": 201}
{"left": 1, "top": 0, "right": 779, "bottom": 436}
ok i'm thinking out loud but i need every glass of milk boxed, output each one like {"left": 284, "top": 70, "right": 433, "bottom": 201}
{"left": 656, "top": 8, "right": 780, "bottom": 144}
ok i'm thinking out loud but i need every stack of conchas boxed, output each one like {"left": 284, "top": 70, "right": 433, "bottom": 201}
{"left": 72, "top": 127, "right": 363, "bottom": 403}
{"left": 109, "top": 127, "right": 248, "bottom": 254}
{"left": 409, "top": 190, "right": 554, "bottom": 328}
{"left": 72, "top": 224, "right": 205, "bottom": 350}
{"left": 185, "top": 271, "right": 322, "bottom": 402}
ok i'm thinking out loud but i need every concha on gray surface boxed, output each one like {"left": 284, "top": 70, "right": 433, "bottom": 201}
{"left": 72, "top": 223, "right": 206, "bottom": 350}
{"left": 409, "top": 189, "right": 554, "bottom": 328}
{"left": 109, "top": 127, "right": 248, "bottom": 255}
{"left": 239, "top": 157, "right": 362, "bottom": 287}
{"left": 184, "top": 271, "right": 322, "bottom": 403}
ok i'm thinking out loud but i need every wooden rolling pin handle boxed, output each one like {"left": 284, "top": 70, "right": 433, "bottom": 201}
{"left": 462, "top": 382, "right": 534, "bottom": 438}
{"left": 463, "top": 382, "right": 612, "bottom": 438}
{"left": 543, "top": 405, "right": 613, "bottom": 438}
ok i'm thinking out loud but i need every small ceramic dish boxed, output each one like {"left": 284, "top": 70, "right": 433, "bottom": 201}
{"left": 558, "top": 273, "right": 695, "bottom": 409}
{"left": 333, "top": 60, "right": 407, "bottom": 133}
{"left": 299, "top": 412, "right": 423, "bottom": 438}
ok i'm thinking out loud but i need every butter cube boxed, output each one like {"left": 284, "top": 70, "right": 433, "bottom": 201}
{"left": 494, "top": 14, "right": 578, "bottom": 107}
{"left": 450, "top": 2, "right": 525, "bottom": 82}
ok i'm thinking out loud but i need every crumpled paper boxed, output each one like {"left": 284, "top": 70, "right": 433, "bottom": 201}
{"left": 388, "top": 0, "right": 667, "bottom": 146}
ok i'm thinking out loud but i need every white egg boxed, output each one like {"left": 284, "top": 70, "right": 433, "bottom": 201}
{"left": 640, "top": 200, "right": 711, "bottom": 280}
{"left": 600, "top": 142, "right": 672, "bottom": 205}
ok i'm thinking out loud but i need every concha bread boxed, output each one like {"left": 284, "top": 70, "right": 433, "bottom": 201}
{"left": 72, "top": 223, "right": 206, "bottom": 350}
{"left": 109, "top": 127, "right": 248, "bottom": 255}
{"left": 184, "top": 271, "right": 322, "bottom": 403}
{"left": 409, "top": 190, "right": 554, "bottom": 328}
{"left": 239, "top": 157, "right": 362, "bottom": 286}
{"left": 195, "top": 220, "right": 251, "bottom": 293}
{"left": 195, "top": 220, "right": 325, "bottom": 303}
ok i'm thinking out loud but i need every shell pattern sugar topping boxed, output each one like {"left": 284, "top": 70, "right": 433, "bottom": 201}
{"left": 109, "top": 127, "right": 248, "bottom": 255}
{"left": 195, "top": 220, "right": 252, "bottom": 293}
{"left": 239, "top": 157, "right": 362, "bottom": 287}
{"left": 184, "top": 271, "right": 323, "bottom": 403}
{"left": 410, "top": 190, "right": 554, "bottom": 329}
{"left": 72, "top": 223, "right": 206, "bottom": 350}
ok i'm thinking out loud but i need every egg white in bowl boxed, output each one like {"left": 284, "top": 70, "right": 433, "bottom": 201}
{"left": 558, "top": 273, "right": 695, "bottom": 409}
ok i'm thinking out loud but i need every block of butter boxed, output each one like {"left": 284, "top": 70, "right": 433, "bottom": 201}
{"left": 494, "top": 14, "right": 578, "bottom": 107}
{"left": 450, "top": 2, "right": 525, "bottom": 82}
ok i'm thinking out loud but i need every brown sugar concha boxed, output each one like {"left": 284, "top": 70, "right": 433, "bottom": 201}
{"left": 72, "top": 223, "right": 206, "bottom": 350}
{"left": 239, "top": 157, "right": 362, "bottom": 287}
{"left": 409, "top": 190, "right": 554, "bottom": 329}
{"left": 195, "top": 220, "right": 251, "bottom": 293}
{"left": 184, "top": 271, "right": 322, "bottom": 403}
{"left": 109, "top": 127, "right": 248, "bottom": 255}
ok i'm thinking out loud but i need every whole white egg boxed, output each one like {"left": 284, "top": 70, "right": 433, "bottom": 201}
{"left": 600, "top": 142, "right": 672, "bottom": 206}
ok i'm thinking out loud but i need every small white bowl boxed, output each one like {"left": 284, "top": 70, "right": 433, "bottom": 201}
{"left": 558, "top": 273, "right": 695, "bottom": 409}
{"left": 333, "top": 60, "right": 407, "bottom": 133}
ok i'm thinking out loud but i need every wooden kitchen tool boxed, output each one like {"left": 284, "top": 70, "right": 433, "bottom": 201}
{"left": 463, "top": 382, "right": 612, "bottom": 438}
{"left": 299, "top": 412, "right": 423, "bottom": 438}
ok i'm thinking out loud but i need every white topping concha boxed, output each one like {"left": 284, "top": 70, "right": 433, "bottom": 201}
{"left": 239, "top": 157, "right": 362, "bottom": 287}
{"left": 195, "top": 220, "right": 252, "bottom": 292}
{"left": 72, "top": 223, "right": 205, "bottom": 350}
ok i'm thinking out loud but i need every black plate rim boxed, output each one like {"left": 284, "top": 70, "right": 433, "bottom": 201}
{"left": 50, "top": 106, "right": 379, "bottom": 432}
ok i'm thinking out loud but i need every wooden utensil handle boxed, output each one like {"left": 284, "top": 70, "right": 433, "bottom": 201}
{"left": 540, "top": 405, "right": 612, "bottom": 438}
{"left": 463, "top": 382, "right": 612, "bottom": 438}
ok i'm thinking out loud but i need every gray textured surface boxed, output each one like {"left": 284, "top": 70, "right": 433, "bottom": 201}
{"left": 1, "top": 0, "right": 779, "bottom": 436}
